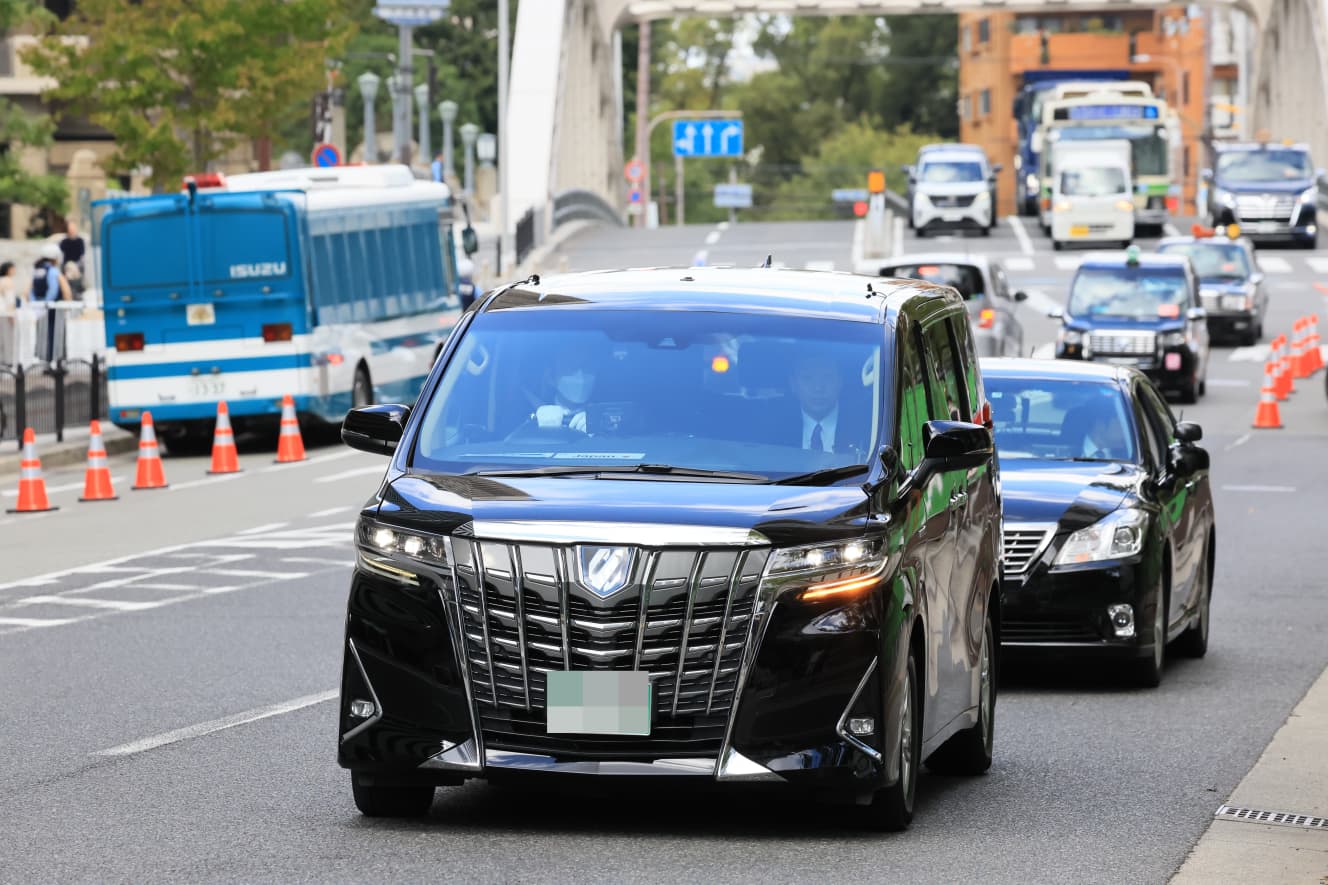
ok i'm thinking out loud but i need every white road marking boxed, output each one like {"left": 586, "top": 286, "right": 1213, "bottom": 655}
{"left": 2, "top": 475, "right": 125, "bottom": 499}
{"left": 1221, "top": 484, "right": 1296, "bottom": 493}
{"left": 0, "top": 615, "right": 79, "bottom": 628}
{"left": 168, "top": 473, "right": 244, "bottom": 492}
{"left": 258, "top": 449, "right": 360, "bottom": 473}
{"left": 209, "top": 568, "right": 310, "bottom": 580}
{"left": 1163, "top": 222, "right": 1180, "bottom": 237}
{"left": 804, "top": 260, "right": 835, "bottom": 272}
{"left": 0, "top": 541, "right": 203, "bottom": 592}
{"left": 133, "top": 583, "right": 205, "bottom": 591}
{"left": 717, "top": 221, "right": 730, "bottom": 231}
{"left": 307, "top": 505, "right": 354, "bottom": 519}
{"left": 1030, "top": 343, "right": 1057, "bottom": 360}
{"left": 236, "top": 522, "right": 290, "bottom": 536}
{"left": 1007, "top": 215, "right": 1035, "bottom": 255}
{"left": 1022, "top": 289, "right": 1063, "bottom": 317}
{"left": 95, "top": 689, "right": 337, "bottom": 757}
{"left": 1053, "top": 256, "right": 1082, "bottom": 271}
{"left": 704, "top": 230, "right": 721, "bottom": 246}
{"left": 282, "top": 557, "right": 356, "bottom": 567}
{"left": 1306, "top": 257, "right": 1328, "bottom": 274}
{"left": 16, "top": 595, "right": 168, "bottom": 612}
{"left": 1228, "top": 345, "right": 1272, "bottom": 362}
{"left": 1205, "top": 378, "right": 1252, "bottom": 387}
{"left": 1225, "top": 433, "right": 1251, "bottom": 451}
{"left": 315, "top": 465, "right": 386, "bottom": 484}
{"left": 1258, "top": 256, "right": 1292, "bottom": 274}
{"left": 1004, "top": 257, "right": 1035, "bottom": 272}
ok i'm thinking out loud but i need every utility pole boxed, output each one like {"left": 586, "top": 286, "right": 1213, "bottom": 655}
{"left": 497, "top": 0, "right": 511, "bottom": 272}
{"left": 634, "top": 20, "right": 651, "bottom": 228}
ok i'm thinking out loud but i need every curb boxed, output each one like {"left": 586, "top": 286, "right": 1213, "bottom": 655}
{"left": 0, "top": 427, "right": 137, "bottom": 477}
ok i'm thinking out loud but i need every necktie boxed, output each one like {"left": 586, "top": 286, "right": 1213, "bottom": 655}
{"left": 810, "top": 422, "right": 824, "bottom": 452}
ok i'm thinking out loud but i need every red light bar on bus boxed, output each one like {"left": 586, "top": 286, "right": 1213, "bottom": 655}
{"left": 262, "top": 323, "right": 293, "bottom": 343}
{"left": 114, "top": 332, "right": 144, "bottom": 352}
{"left": 183, "top": 172, "right": 227, "bottom": 191}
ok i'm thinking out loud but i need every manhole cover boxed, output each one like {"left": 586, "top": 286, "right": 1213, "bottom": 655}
{"left": 1216, "top": 804, "right": 1328, "bottom": 830}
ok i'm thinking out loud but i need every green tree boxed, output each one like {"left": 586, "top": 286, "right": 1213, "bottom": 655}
{"left": 24, "top": 0, "right": 355, "bottom": 190}
{"left": 0, "top": 0, "right": 66, "bottom": 216}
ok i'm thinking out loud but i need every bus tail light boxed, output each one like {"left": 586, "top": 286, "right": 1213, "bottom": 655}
{"left": 978, "top": 308, "right": 995, "bottom": 329}
{"left": 326, "top": 353, "right": 344, "bottom": 366}
{"left": 262, "top": 323, "right": 293, "bottom": 342}
{"left": 115, "top": 332, "right": 145, "bottom": 352}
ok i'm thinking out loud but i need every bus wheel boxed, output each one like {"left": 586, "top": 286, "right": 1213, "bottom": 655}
{"left": 352, "top": 365, "right": 373, "bottom": 410}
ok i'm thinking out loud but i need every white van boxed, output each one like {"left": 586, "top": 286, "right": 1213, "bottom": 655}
{"left": 1049, "top": 140, "right": 1134, "bottom": 250}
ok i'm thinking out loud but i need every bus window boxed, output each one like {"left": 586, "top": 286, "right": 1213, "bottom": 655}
{"left": 106, "top": 211, "right": 191, "bottom": 290}
{"left": 199, "top": 209, "right": 291, "bottom": 285}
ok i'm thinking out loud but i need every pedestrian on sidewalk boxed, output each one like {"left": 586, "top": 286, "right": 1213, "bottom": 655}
{"left": 59, "top": 220, "right": 86, "bottom": 278}
{"left": 0, "top": 261, "right": 18, "bottom": 310}
{"left": 430, "top": 150, "right": 444, "bottom": 184}
{"left": 30, "top": 243, "right": 71, "bottom": 364}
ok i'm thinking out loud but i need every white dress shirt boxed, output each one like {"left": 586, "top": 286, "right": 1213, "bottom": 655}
{"left": 802, "top": 407, "right": 839, "bottom": 452}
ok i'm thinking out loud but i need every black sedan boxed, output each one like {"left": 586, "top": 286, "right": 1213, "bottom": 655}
{"left": 981, "top": 358, "right": 1216, "bottom": 686}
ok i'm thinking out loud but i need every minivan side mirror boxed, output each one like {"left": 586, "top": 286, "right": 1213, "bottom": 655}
{"left": 1174, "top": 421, "right": 1202, "bottom": 443}
{"left": 920, "top": 420, "right": 993, "bottom": 473}
{"left": 1047, "top": 306, "right": 1065, "bottom": 320}
{"left": 1200, "top": 168, "right": 1214, "bottom": 182}
{"left": 1186, "top": 307, "right": 1207, "bottom": 322}
{"left": 1013, "top": 290, "right": 1029, "bottom": 303}
{"left": 1249, "top": 271, "right": 1265, "bottom": 285}
{"left": 343, "top": 404, "right": 412, "bottom": 455}
{"left": 461, "top": 225, "right": 479, "bottom": 256}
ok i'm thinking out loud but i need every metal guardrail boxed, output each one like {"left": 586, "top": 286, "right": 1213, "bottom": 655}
{"left": 552, "top": 189, "right": 625, "bottom": 229}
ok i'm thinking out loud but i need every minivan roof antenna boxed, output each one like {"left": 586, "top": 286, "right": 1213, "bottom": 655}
{"left": 760, "top": 254, "right": 773, "bottom": 268}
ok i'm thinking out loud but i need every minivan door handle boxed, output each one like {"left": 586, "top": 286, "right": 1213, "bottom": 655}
{"left": 949, "top": 489, "right": 968, "bottom": 507}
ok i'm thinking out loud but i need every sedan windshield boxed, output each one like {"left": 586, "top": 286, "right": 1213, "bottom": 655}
{"left": 986, "top": 377, "right": 1138, "bottom": 463}
{"left": 881, "top": 263, "right": 984, "bottom": 299}
{"left": 920, "top": 161, "right": 985, "bottom": 183}
{"left": 1217, "top": 149, "right": 1312, "bottom": 182}
{"left": 1068, "top": 266, "right": 1190, "bottom": 319}
{"left": 1156, "top": 242, "right": 1251, "bottom": 281}
{"left": 412, "top": 307, "right": 885, "bottom": 479}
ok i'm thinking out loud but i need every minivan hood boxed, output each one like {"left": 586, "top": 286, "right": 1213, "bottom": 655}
{"left": 1001, "top": 459, "right": 1141, "bottom": 527}
{"left": 376, "top": 472, "right": 872, "bottom": 547}
{"left": 1216, "top": 178, "right": 1315, "bottom": 195}
{"left": 919, "top": 181, "right": 987, "bottom": 197}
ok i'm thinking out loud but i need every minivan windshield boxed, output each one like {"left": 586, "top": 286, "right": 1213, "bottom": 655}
{"left": 412, "top": 307, "right": 885, "bottom": 479}
{"left": 1067, "top": 266, "right": 1190, "bottom": 319}
{"left": 1216, "top": 149, "right": 1312, "bottom": 182}
{"left": 920, "top": 161, "right": 985, "bottom": 184}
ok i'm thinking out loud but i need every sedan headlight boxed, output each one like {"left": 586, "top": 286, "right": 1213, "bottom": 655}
{"left": 1053, "top": 509, "right": 1147, "bottom": 566}
{"left": 1058, "top": 328, "right": 1083, "bottom": 346}
{"left": 1300, "top": 187, "right": 1318, "bottom": 206}
{"left": 767, "top": 538, "right": 888, "bottom": 602}
{"left": 1159, "top": 330, "right": 1187, "bottom": 347}
{"left": 356, "top": 517, "right": 448, "bottom": 583}
{"left": 1220, "top": 293, "right": 1251, "bottom": 310}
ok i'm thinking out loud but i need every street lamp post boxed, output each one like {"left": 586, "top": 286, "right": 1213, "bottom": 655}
{"left": 438, "top": 100, "right": 458, "bottom": 180}
{"left": 357, "top": 71, "right": 380, "bottom": 163}
{"left": 477, "top": 133, "right": 496, "bottom": 169}
{"left": 414, "top": 83, "right": 431, "bottom": 169}
{"left": 460, "top": 122, "right": 479, "bottom": 197}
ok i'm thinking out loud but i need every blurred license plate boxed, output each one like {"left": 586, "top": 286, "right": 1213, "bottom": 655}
{"left": 186, "top": 303, "right": 216, "bottom": 326}
{"left": 546, "top": 671, "right": 651, "bottom": 736}
{"left": 941, "top": 212, "right": 965, "bottom": 222}
{"left": 1165, "top": 353, "right": 1182, "bottom": 370}
{"left": 1069, "top": 225, "right": 1090, "bottom": 237}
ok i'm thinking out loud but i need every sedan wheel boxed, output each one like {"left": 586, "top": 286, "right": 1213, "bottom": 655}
{"left": 1132, "top": 594, "right": 1166, "bottom": 688}
{"left": 1177, "top": 541, "right": 1213, "bottom": 658}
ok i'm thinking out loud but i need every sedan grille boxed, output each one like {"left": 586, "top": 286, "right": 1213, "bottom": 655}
{"left": 451, "top": 538, "right": 768, "bottom": 759}
{"left": 1003, "top": 526, "right": 1054, "bottom": 578}
{"left": 1003, "top": 619, "right": 1102, "bottom": 643}
{"left": 1234, "top": 194, "right": 1295, "bottom": 221}
{"left": 1089, "top": 331, "right": 1156, "bottom": 355}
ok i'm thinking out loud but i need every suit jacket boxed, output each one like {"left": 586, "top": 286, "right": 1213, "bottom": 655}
{"left": 783, "top": 402, "right": 872, "bottom": 459}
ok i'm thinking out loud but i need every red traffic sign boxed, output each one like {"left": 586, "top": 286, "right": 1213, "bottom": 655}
{"left": 312, "top": 143, "right": 341, "bottom": 168}
{"left": 625, "top": 158, "right": 644, "bottom": 182}
{"left": 627, "top": 188, "right": 643, "bottom": 204}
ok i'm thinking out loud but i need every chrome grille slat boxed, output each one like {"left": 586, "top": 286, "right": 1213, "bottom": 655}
{"left": 633, "top": 552, "right": 659, "bottom": 670}
{"left": 510, "top": 544, "right": 532, "bottom": 709}
{"left": 671, "top": 553, "right": 706, "bottom": 717}
{"left": 554, "top": 547, "right": 571, "bottom": 670}
{"left": 1235, "top": 194, "right": 1295, "bottom": 220}
{"left": 1089, "top": 331, "right": 1156, "bottom": 355}
{"left": 1003, "top": 525, "right": 1055, "bottom": 577}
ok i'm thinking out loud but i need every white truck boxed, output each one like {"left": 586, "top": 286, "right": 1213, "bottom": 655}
{"left": 1048, "top": 139, "right": 1135, "bottom": 250}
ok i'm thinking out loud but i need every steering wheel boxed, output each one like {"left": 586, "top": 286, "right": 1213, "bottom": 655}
{"left": 503, "top": 418, "right": 587, "bottom": 445}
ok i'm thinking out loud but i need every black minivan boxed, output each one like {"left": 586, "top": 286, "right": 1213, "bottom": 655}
{"left": 336, "top": 267, "right": 1002, "bottom": 831}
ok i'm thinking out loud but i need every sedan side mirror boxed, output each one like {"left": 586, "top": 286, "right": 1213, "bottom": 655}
{"left": 1186, "top": 307, "right": 1207, "bottom": 322}
{"left": 1169, "top": 443, "right": 1209, "bottom": 475}
{"left": 1175, "top": 421, "right": 1202, "bottom": 443}
{"left": 1047, "top": 306, "right": 1065, "bottom": 320}
{"left": 920, "top": 420, "right": 993, "bottom": 473}
{"left": 1013, "top": 290, "right": 1029, "bottom": 303}
{"left": 991, "top": 163, "right": 1004, "bottom": 175}
{"left": 343, "top": 404, "right": 412, "bottom": 455}
{"left": 1200, "top": 168, "right": 1214, "bottom": 182}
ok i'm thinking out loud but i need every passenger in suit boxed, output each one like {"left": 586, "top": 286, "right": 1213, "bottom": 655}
{"left": 786, "top": 350, "right": 869, "bottom": 458}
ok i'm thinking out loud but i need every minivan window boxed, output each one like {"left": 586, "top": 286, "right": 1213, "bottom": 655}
{"left": 413, "top": 307, "right": 886, "bottom": 478}
{"left": 920, "top": 161, "right": 985, "bottom": 183}
{"left": 922, "top": 319, "right": 965, "bottom": 421}
{"left": 1216, "top": 149, "right": 1311, "bottom": 182}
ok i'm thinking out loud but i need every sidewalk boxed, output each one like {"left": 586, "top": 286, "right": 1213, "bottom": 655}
{"left": 1172, "top": 662, "right": 1328, "bottom": 882}
{"left": 0, "top": 421, "right": 137, "bottom": 476}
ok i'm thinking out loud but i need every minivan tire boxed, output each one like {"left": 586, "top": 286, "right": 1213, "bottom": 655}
{"left": 866, "top": 650, "right": 920, "bottom": 832}
{"left": 925, "top": 614, "right": 995, "bottom": 776}
{"left": 352, "top": 775, "right": 435, "bottom": 817}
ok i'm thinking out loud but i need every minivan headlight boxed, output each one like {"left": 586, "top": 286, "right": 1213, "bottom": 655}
{"left": 1159, "top": 330, "right": 1187, "bottom": 347}
{"left": 1299, "top": 187, "right": 1318, "bottom": 206}
{"left": 767, "top": 538, "right": 888, "bottom": 602}
{"left": 1053, "top": 509, "right": 1147, "bottom": 565}
{"left": 356, "top": 517, "right": 448, "bottom": 582}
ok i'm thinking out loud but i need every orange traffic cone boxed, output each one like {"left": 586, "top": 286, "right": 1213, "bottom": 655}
{"left": 79, "top": 420, "right": 118, "bottom": 501}
{"left": 1310, "top": 314, "right": 1324, "bottom": 374}
{"left": 6, "top": 428, "right": 57, "bottom": 513}
{"left": 207, "top": 401, "right": 241, "bottom": 475}
{"left": 1274, "top": 335, "right": 1295, "bottom": 399}
{"left": 1252, "top": 361, "right": 1284, "bottom": 429}
{"left": 274, "top": 394, "right": 306, "bottom": 463}
{"left": 132, "top": 411, "right": 169, "bottom": 490}
{"left": 1292, "top": 318, "right": 1311, "bottom": 380}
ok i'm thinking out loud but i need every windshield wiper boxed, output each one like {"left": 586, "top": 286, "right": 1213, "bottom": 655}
{"left": 774, "top": 463, "right": 870, "bottom": 486}
{"left": 468, "top": 464, "right": 769, "bottom": 482}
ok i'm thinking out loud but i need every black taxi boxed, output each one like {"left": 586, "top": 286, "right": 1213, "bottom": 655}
{"left": 1051, "top": 247, "right": 1210, "bottom": 403}
{"left": 1156, "top": 224, "right": 1267, "bottom": 346}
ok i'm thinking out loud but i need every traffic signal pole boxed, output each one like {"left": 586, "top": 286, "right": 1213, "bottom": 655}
{"left": 634, "top": 20, "right": 651, "bottom": 229}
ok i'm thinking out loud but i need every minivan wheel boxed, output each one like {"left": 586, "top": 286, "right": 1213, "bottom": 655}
{"left": 867, "top": 650, "right": 920, "bottom": 832}
{"left": 351, "top": 774, "right": 435, "bottom": 817}
{"left": 925, "top": 614, "right": 995, "bottom": 775}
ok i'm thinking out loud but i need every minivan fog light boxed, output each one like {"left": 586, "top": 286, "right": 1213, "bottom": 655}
{"left": 1108, "top": 604, "right": 1135, "bottom": 638}
{"left": 847, "top": 717, "right": 875, "bottom": 736}
{"left": 349, "top": 699, "right": 376, "bottom": 719}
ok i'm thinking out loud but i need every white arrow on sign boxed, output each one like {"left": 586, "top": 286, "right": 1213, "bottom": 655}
{"left": 701, "top": 123, "right": 714, "bottom": 155}
{"left": 676, "top": 123, "right": 697, "bottom": 155}
{"left": 721, "top": 124, "right": 741, "bottom": 154}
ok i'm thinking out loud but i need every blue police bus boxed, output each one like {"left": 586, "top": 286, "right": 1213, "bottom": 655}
{"left": 96, "top": 164, "right": 464, "bottom": 449}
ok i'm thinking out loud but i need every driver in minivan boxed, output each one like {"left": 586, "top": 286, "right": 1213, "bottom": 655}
{"left": 534, "top": 346, "right": 598, "bottom": 432}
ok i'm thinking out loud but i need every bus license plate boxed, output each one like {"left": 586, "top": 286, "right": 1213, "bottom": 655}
{"left": 1069, "top": 225, "right": 1090, "bottom": 238}
{"left": 189, "top": 377, "right": 225, "bottom": 398}
{"left": 186, "top": 304, "right": 216, "bottom": 326}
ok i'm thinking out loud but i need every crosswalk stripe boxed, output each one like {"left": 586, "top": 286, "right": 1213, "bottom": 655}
{"left": 804, "top": 260, "right": 835, "bottom": 271}
{"left": 1004, "top": 257, "right": 1035, "bottom": 272}
{"left": 1258, "top": 256, "right": 1292, "bottom": 273}
{"left": 1306, "top": 257, "right": 1328, "bottom": 274}
{"left": 0, "top": 616, "right": 79, "bottom": 628}
{"left": 16, "top": 595, "right": 168, "bottom": 611}
{"left": 1228, "top": 345, "right": 1271, "bottom": 362}
{"left": 1053, "top": 256, "right": 1082, "bottom": 271}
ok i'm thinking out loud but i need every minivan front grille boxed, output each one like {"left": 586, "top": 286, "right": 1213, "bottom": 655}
{"left": 1003, "top": 525, "right": 1054, "bottom": 578}
{"left": 930, "top": 194, "right": 977, "bottom": 208}
{"left": 1089, "top": 331, "right": 1156, "bottom": 355}
{"left": 451, "top": 538, "right": 768, "bottom": 759}
{"left": 1234, "top": 194, "right": 1295, "bottom": 221}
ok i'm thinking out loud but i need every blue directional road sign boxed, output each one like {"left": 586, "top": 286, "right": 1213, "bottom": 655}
{"left": 673, "top": 119, "right": 744, "bottom": 158}
{"left": 713, "top": 183, "right": 753, "bottom": 209}
{"left": 831, "top": 188, "right": 870, "bottom": 203}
